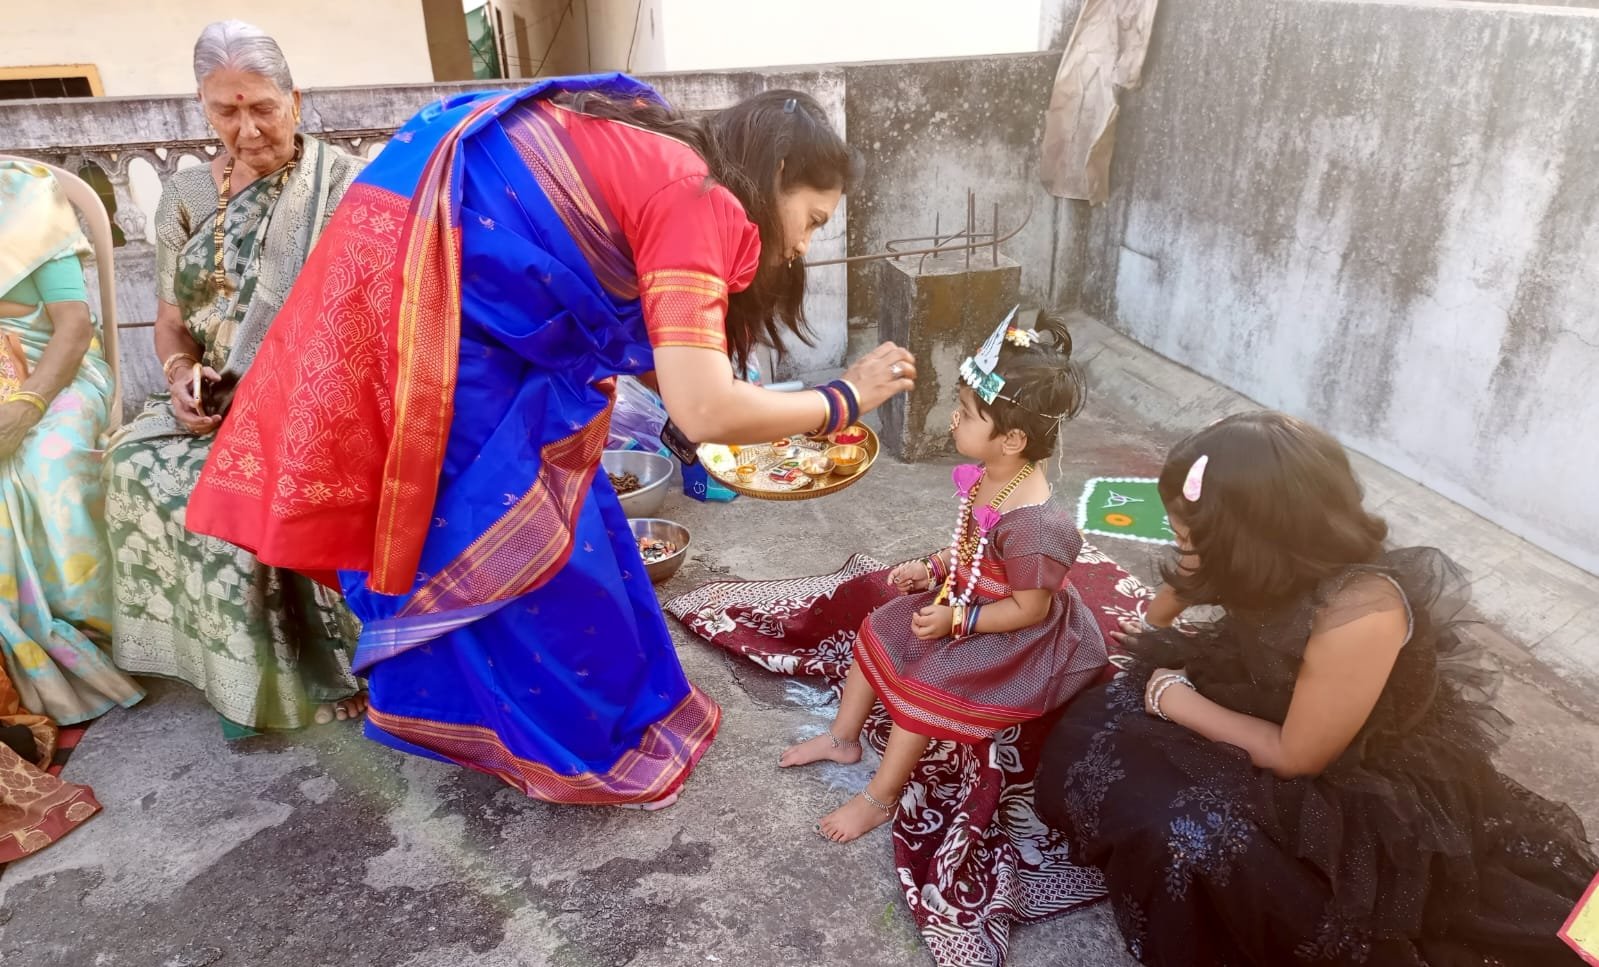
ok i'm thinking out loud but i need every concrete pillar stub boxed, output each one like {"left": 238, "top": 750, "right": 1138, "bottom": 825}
{"left": 877, "top": 252, "right": 1022, "bottom": 462}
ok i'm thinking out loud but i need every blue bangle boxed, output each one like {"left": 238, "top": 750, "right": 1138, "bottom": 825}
{"left": 813, "top": 385, "right": 840, "bottom": 434}
{"left": 824, "top": 379, "right": 860, "bottom": 428}
{"left": 965, "top": 604, "right": 981, "bottom": 637}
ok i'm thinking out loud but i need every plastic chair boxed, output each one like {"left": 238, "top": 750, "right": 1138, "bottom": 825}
{"left": 0, "top": 154, "right": 122, "bottom": 429}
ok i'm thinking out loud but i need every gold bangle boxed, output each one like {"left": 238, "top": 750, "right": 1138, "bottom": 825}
{"left": 813, "top": 387, "right": 832, "bottom": 435}
{"left": 162, "top": 352, "right": 198, "bottom": 383}
{"left": 5, "top": 391, "right": 47, "bottom": 416}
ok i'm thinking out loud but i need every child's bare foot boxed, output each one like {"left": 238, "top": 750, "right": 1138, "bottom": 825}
{"left": 779, "top": 729, "right": 862, "bottom": 768}
{"left": 818, "top": 790, "right": 896, "bottom": 842}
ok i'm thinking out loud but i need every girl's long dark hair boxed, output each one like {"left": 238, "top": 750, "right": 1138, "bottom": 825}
{"left": 559, "top": 88, "right": 854, "bottom": 372}
{"left": 1158, "top": 411, "right": 1389, "bottom": 614}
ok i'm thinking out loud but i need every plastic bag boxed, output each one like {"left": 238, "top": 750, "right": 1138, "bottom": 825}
{"left": 607, "top": 376, "right": 667, "bottom": 453}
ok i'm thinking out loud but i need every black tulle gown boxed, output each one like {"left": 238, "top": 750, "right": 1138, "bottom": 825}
{"left": 1036, "top": 548, "right": 1596, "bottom": 966}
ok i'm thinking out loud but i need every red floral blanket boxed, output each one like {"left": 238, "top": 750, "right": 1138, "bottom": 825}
{"left": 665, "top": 546, "right": 1149, "bottom": 967}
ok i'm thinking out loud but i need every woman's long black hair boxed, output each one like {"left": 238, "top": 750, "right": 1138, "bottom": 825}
{"left": 558, "top": 88, "right": 854, "bottom": 372}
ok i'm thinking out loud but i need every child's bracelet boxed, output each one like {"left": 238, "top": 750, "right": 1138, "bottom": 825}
{"left": 1148, "top": 673, "right": 1194, "bottom": 721}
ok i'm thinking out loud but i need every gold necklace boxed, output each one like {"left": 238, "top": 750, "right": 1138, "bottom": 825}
{"left": 209, "top": 145, "right": 299, "bottom": 296}
{"left": 936, "top": 462, "right": 1037, "bottom": 605}
{"left": 209, "top": 159, "right": 235, "bottom": 294}
{"left": 955, "top": 463, "right": 1035, "bottom": 562}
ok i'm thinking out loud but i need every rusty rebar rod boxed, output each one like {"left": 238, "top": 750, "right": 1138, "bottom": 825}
{"left": 803, "top": 198, "right": 1033, "bottom": 268}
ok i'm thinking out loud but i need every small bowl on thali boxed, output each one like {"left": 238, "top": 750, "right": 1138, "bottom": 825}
{"left": 735, "top": 463, "right": 758, "bottom": 483}
{"left": 629, "top": 517, "right": 691, "bottom": 583}
{"left": 826, "top": 444, "right": 867, "bottom": 477}
{"left": 829, "top": 425, "right": 869, "bottom": 447}
{"left": 799, "top": 455, "right": 835, "bottom": 477}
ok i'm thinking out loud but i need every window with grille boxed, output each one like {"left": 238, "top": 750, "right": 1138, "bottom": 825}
{"left": 0, "top": 65, "right": 103, "bottom": 101}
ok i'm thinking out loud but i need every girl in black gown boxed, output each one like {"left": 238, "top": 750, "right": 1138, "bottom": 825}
{"left": 1036, "top": 411, "right": 1595, "bottom": 966}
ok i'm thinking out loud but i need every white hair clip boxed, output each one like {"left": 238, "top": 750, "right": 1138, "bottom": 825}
{"left": 1182, "top": 454, "right": 1208, "bottom": 502}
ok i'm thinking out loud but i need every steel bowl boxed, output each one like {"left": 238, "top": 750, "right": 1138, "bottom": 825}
{"left": 602, "top": 449, "right": 674, "bottom": 518}
{"left": 629, "top": 518, "right": 691, "bottom": 583}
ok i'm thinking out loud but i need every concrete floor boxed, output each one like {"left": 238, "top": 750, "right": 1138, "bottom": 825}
{"left": 1, "top": 317, "right": 1593, "bottom": 967}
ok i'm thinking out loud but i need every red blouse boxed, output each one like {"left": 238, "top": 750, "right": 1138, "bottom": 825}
{"left": 552, "top": 104, "right": 763, "bottom": 355}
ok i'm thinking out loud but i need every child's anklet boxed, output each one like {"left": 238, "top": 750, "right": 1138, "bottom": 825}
{"left": 861, "top": 788, "right": 895, "bottom": 814}
{"left": 826, "top": 729, "right": 861, "bottom": 748}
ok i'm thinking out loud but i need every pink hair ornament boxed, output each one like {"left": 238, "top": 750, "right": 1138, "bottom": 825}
{"left": 1182, "top": 454, "right": 1209, "bottom": 502}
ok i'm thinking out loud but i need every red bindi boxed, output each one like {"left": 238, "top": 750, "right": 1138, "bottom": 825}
{"left": 235, "top": 94, "right": 244, "bottom": 101}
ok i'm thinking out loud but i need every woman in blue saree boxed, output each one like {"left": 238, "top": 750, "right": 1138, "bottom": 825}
{"left": 189, "top": 75, "right": 916, "bottom": 807}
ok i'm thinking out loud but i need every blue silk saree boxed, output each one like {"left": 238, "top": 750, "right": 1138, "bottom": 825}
{"left": 191, "top": 75, "right": 720, "bottom": 804}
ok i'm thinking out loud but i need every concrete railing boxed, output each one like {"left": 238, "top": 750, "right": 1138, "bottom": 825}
{"left": 0, "top": 54, "right": 1069, "bottom": 415}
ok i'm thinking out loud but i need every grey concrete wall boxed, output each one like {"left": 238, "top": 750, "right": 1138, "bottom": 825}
{"left": 842, "top": 53, "right": 1072, "bottom": 331}
{"left": 1074, "top": 0, "right": 1599, "bottom": 576}
{"left": 1039, "top": 0, "right": 1087, "bottom": 49}
{"left": 1454, "top": 0, "right": 1599, "bottom": 7}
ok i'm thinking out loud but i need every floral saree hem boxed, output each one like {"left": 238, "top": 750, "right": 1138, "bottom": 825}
{"left": 366, "top": 685, "right": 720, "bottom": 806}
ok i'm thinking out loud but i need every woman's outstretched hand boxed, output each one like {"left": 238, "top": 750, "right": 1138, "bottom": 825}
{"left": 841, "top": 341, "right": 916, "bottom": 415}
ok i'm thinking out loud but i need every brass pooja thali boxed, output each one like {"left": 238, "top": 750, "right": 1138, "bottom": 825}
{"left": 697, "top": 425, "right": 880, "bottom": 501}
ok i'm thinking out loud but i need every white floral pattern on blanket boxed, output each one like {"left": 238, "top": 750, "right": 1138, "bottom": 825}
{"left": 667, "top": 547, "right": 1153, "bottom": 967}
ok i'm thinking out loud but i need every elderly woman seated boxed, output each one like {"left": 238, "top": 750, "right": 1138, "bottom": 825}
{"left": 104, "top": 20, "right": 366, "bottom": 735}
{"left": 0, "top": 160, "right": 144, "bottom": 729}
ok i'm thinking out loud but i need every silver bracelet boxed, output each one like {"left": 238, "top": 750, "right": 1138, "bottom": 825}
{"left": 1148, "top": 673, "right": 1194, "bottom": 722}
{"left": 1142, "top": 671, "right": 1172, "bottom": 710}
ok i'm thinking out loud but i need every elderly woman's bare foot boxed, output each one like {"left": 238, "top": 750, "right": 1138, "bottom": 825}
{"left": 818, "top": 790, "right": 896, "bottom": 843}
{"left": 779, "top": 729, "right": 863, "bottom": 768}
{"left": 314, "top": 694, "right": 368, "bottom": 725}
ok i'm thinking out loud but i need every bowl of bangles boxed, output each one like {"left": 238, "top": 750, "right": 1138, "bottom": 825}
{"left": 602, "top": 449, "right": 674, "bottom": 518}
{"left": 696, "top": 425, "right": 880, "bottom": 501}
{"left": 629, "top": 518, "right": 691, "bottom": 583}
